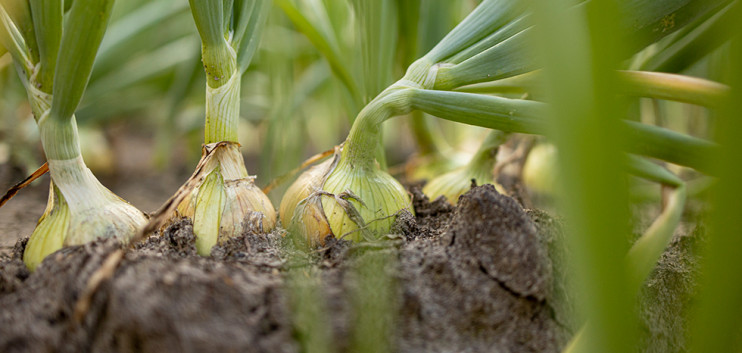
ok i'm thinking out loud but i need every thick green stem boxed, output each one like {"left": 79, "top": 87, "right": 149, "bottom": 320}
{"left": 341, "top": 61, "right": 436, "bottom": 170}
{"left": 28, "top": 76, "right": 80, "bottom": 160}
{"left": 201, "top": 42, "right": 237, "bottom": 88}
{"left": 618, "top": 70, "right": 729, "bottom": 107}
{"left": 204, "top": 68, "right": 240, "bottom": 143}
{"left": 193, "top": 0, "right": 241, "bottom": 145}
{"left": 38, "top": 114, "right": 82, "bottom": 160}
{"left": 341, "top": 97, "right": 395, "bottom": 171}
{"left": 203, "top": 44, "right": 240, "bottom": 143}
{"left": 408, "top": 88, "right": 717, "bottom": 173}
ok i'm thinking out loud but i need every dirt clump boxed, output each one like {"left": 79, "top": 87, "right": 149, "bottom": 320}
{"left": 638, "top": 226, "right": 702, "bottom": 353}
{"left": 398, "top": 185, "right": 564, "bottom": 352}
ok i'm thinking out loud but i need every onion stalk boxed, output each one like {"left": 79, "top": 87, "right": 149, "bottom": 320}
{"left": 0, "top": 0, "right": 147, "bottom": 270}
{"left": 422, "top": 130, "right": 510, "bottom": 204}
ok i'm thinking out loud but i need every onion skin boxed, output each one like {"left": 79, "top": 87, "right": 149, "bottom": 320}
{"left": 175, "top": 143, "right": 276, "bottom": 256}
{"left": 24, "top": 157, "right": 147, "bottom": 271}
{"left": 279, "top": 149, "right": 412, "bottom": 245}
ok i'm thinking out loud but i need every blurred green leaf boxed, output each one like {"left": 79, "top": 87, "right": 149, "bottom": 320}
{"left": 349, "top": 0, "right": 397, "bottom": 103}
{"left": 530, "top": 0, "right": 635, "bottom": 350}
{"left": 153, "top": 51, "right": 203, "bottom": 169}
{"left": 395, "top": 0, "right": 420, "bottom": 66}
{"left": 621, "top": 0, "right": 731, "bottom": 52}
{"left": 260, "top": 9, "right": 304, "bottom": 195}
{"left": 234, "top": 0, "right": 270, "bottom": 74}
{"left": 276, "top": 0, "right": 360, "bottom": 104}
{"left": 86, "top": 36, "right": 198, "bottom": 103}
{"left": 96, "top": 0, "right": 189, "bottom": 65}
{"left": 286, "top": 268, "right": 337, "bottom": 353}
{"left": 690, "top": 2, "right": 742, "bottom": 351}
{"left": 640, "top": 0, "right": 735, "bottom": 73}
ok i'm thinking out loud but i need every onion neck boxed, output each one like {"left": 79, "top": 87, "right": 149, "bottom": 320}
{"left": 38, "top": 113, "right": 83, "bottom": 161}
{"left": 47, "top": 155, "right": 113, "bottom": 211}
{"left": 340, "top": 58, "right": 440, "bottom": 171}
{"left": 203, "top": 42, "right": 240, "bottom": 144}
{"left": 341, "top": 99, "right": 394, "bottom": 171}
{"left": 26, "top": 69, "right": 82, "bottom": 161}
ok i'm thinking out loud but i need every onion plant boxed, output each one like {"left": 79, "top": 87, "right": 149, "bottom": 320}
{"left": 280, "top": 0, "right": 723, "bottom": 246}
{"left": 0, "top": 0, "right": 147, "bottom": 270}
{"left": 144, "top": 0, "right": 274, "bottom": 256}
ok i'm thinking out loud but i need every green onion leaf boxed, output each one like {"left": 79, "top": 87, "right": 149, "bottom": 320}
{"left": 3, "top": 0, "right": 38, "bottom": 63}
{"left": 50, "top": 0, "right": 115, "bottom": 123}
{"left": 233, "top": 0, "right": 270, "bottom": 74}
{"left": 639, "top": 0, "right": 734, "bottom": 72}
{"left": 0, "top": 2, "right": 34, "bottom": 74}
{"left": 424, "top": 0, "right": 525, "bottom": 63}
{"left": 276, "top": 0, "right": 360, "bottom": 103}
{"left": 29, "top": 0, "right": 62, "bottom": 92}
{"left": 434, "top": 28, "right": 534, "bottom": 90}
{"left": 349, "top": 0, "right": 398, "bottom": 103}
{"left": 618, "top": 70, "right": 729, "bottom": 107}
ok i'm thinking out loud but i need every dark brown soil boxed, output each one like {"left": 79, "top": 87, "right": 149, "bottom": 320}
{"left": 0, "top": 184, "right": 698, "bottom": 353}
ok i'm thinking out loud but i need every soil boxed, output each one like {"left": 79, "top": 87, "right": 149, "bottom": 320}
{"left": 0, "top": 182, "right": 700, "bottom": 353}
